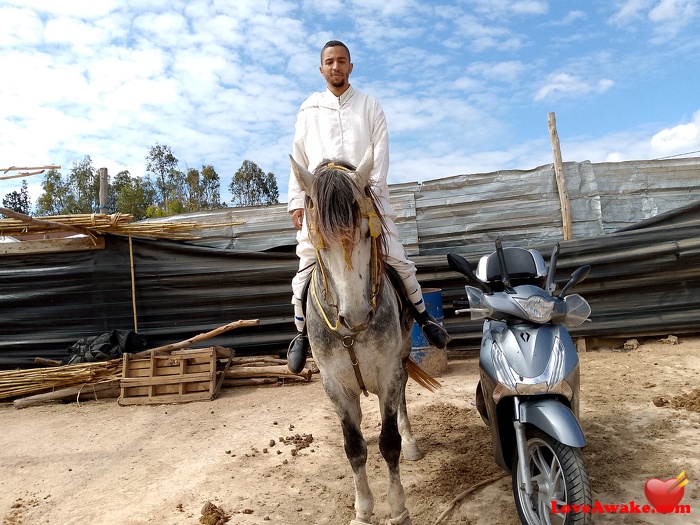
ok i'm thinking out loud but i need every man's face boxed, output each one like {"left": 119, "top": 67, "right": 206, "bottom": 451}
{"left": 320, "top": 46, "right": 353, "bottom": 93}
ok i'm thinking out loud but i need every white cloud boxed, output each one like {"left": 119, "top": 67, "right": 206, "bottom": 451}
{"left": 44, "top": 17, "right": 110, "bottom": 46}
{"left": 511, "top": 1, "right": 549, "bottom": 15}
{"left": 608, "top": 0, "right": 697, "bottom": 43}
{"left": 648, "top": 0, "right": 697, "bottom": 43}
{"left": 608, "top": 0, "right": 654, "bottom": 25}
{"left": 191, "top": 14, "right": 246, "bottom": 46}
{"left": 0, "top": 7, "right": 44, "bottom": 46}
{"left": 470, "top": 0, "right": 548, "bottom": 17}
{"left": 468, "top": 61, "right": 527, "bottom": 83}
{"left": 133, "top": 12, "right": 191, "bottom": 48}
{"left": 649, "top": 0, "right": 695, "bottom": 21}
{"left": 534, "top": 73, "right": 615, "bottom": 101}
{"left": 3, "top": 0, "right": 118, "bottom": 19}
{"left": 650, "top": 111, "right": 700, "bottom": 155}
{"left": 452, "top": 14, "right": 522, "bottom": 52}
{"left": 559, "top": 10, "right": 587, "bottom": 25}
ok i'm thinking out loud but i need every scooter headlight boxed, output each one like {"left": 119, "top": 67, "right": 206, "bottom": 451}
{"left": 513, "top": 295, "right": 554, "bottom": 322}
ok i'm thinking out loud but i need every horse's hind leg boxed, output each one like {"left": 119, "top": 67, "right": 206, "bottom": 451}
{"left": 378, "top": 386, "right": 411, "bottom": 525}
{"left": 397, "top": 375, "right": 424, "bottom": 461}
{"left": 334, "top": 393, "right": 374, "bottom": 524}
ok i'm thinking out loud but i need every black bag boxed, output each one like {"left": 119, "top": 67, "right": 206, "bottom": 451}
{"left": 62, "top": 330, "right": 147, "bottom": 365}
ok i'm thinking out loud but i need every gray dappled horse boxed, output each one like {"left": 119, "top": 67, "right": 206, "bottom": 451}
{"left": 290, "top": 144, "right": 427, "bottom": 525}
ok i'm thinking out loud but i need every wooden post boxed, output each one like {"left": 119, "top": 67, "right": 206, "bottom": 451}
{"left": 98, "top": 167, "right": 108, "bottom": 214}
{"left": 547, "top": 112, "right": 573, "bottom": 240}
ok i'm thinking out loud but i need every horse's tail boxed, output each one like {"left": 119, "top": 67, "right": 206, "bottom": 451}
{"left": 407, "top": 358, "right": 442, "bottom": 392}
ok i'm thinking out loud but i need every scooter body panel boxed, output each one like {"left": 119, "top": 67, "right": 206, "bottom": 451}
{"left": 477, "top": 321, "right": 584, "bottom": 472}
{"left": 479, "top": 321, "right": 579, "bottom": 380}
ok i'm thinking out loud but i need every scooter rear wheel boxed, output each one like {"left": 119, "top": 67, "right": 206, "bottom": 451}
{"left": 512, "top": 428, "right": 591, "bottom": 525}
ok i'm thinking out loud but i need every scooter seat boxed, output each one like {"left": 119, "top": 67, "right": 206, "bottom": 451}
{"left": 477, "top": 247, "right": 547, "bottom": 290}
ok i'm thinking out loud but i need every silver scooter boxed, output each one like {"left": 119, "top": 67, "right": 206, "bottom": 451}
{"left": 447, "top": 239, "right": 592, "bottom": 525}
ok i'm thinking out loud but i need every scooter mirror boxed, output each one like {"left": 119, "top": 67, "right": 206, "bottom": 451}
{"left": 447, "top": 253, "right": 493, "bottom": 295}
{"left": 560, "top": 264, "right": 592, "bottom": 297}
{"left": 447, "top": 253, "right": 473, "bottom": 275}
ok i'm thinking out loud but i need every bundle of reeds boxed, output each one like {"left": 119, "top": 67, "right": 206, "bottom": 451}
{"left": 0, "top": 360, "right": 122, "bottom": 401}
{"left": 0, "top": 210, "right": 243, "bottom": 240}
{"left": 3, "top": 320, "right": 270, "bottom": 408}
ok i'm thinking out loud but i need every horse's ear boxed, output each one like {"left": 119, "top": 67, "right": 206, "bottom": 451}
{"left": 289, "top": 155, "right": 314, "bottom": 193}
{"left": 353, "top": 143, "right": 374, "bottom": 188}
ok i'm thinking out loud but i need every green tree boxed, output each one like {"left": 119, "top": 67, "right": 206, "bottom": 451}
{"left": 145, "top": 143, "right": 179, "bottom": 211}
{"left": 111, "top": 170, "right": 157, "bottom": 220}
{"left": 229, "top": 160, "right": 279, "bottom": 207}
{"left": 68, "top": 156, "right": 98, "bottom": 214}
{"left": 185, "top": 167, "right": 204, "bottom": 211}
{"left": 35, "top": 169, "right": 75, "bottom": 216}
{"left": 184, "top": 165, "right": 225, "bottom": 211}
{"left": 2, "top": 180, "right": 32, "bottom": 216}
{"left": 201, "top": 165, "right": 225, "bottom": 208}
{"left": 167, "top": 168, "right": 187, "bottom": 213}
{"left": 35, "top": 157, "right": 99, "bottom": 216}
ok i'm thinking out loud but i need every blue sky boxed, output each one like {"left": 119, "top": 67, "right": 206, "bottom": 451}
{"left": 1, "top": 0, "right": 699, "bottom": 209}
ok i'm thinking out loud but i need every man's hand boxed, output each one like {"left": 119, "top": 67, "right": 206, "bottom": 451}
{"left": 291, "top": 208, "right": 304, "bottom": 230}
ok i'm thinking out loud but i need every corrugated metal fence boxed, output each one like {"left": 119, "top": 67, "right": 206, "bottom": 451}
{"left": 1, "top": 157, "right": 699, "bottom": 366}
{"left": 150, "top": 156, "right": 700, "bottom": 256}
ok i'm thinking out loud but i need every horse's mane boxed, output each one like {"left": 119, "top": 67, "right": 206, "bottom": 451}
{"left": 309, "top": 160, "right": 388, "bottom": 264}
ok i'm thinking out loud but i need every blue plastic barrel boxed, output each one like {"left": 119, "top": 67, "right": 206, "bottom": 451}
{"left": 410, "top": 288, "right": 448, "bottom": 375}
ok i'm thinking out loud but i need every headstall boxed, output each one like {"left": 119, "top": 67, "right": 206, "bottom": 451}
{"left": 306, "top": 184, "right": 384, "bottom": 397}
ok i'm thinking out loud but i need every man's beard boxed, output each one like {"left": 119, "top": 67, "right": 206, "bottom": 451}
{"left": 330, "top": 78, "right": 346, "bottom": 88}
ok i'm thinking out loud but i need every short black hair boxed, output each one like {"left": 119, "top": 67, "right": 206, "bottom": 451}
{"left": 321, "top": 40, "right": 351, "bottom": 63}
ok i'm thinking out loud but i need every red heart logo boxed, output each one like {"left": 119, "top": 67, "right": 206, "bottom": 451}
{"left": 644, "top": 478, "right": 685, "bottom": 513}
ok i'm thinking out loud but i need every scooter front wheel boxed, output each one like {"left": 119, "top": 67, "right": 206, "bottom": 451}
{"left": 512, "top": 428, "right": 591, "bottom": 525}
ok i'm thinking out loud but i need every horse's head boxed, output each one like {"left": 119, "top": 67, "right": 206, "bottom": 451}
{"left": 290, "top": 144, "right": 386, "bottom": 334}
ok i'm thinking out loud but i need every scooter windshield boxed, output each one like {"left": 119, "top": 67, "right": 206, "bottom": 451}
{"left": 563, "top": 294, "right": 591, "bottom": 327}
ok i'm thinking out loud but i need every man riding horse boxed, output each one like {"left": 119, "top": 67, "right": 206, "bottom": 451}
{"left": 287, "top": 40, "right": 449, "bottom": 374}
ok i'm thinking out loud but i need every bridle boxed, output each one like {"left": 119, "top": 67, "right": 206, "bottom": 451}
{"left": 306, "top": 166, "right": 384, "bottom": 396}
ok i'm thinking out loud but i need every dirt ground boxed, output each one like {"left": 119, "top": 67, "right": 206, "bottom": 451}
{"left": 1, "top": 335, "right": 699, "bottom": 525}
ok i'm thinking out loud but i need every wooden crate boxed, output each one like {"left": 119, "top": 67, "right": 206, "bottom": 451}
{"left": 119, "top": 346, "right": 233, "bottom": 405}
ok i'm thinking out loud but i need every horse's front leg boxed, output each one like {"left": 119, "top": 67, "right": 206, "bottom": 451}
{"left": 378, "top": 384, "right": 411, "bottom": 525}
{"left": 334, "top": 392, "right": 374, "bottom": 524}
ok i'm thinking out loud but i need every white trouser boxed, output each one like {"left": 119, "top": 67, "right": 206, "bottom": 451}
{"left": 291, "top": 214, "right": 426, "bottom": 332}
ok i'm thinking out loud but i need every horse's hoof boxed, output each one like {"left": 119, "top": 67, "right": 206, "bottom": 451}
{"left": 382, "top": 508, "right": 411, "bottom": 525}
{"left": 402, "top": 441, "right": 424, "bottom": 461}
{"left": 349, "top": 519, "right": 373, "bottom": 525}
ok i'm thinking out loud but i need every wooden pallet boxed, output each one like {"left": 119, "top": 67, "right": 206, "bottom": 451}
{"left": 119, "top": 346, "right": 233, "bottom": 405}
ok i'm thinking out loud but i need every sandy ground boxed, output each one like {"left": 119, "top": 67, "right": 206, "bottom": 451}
{"left": 1, "top": 336, "right": 699, "bottom": 525}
